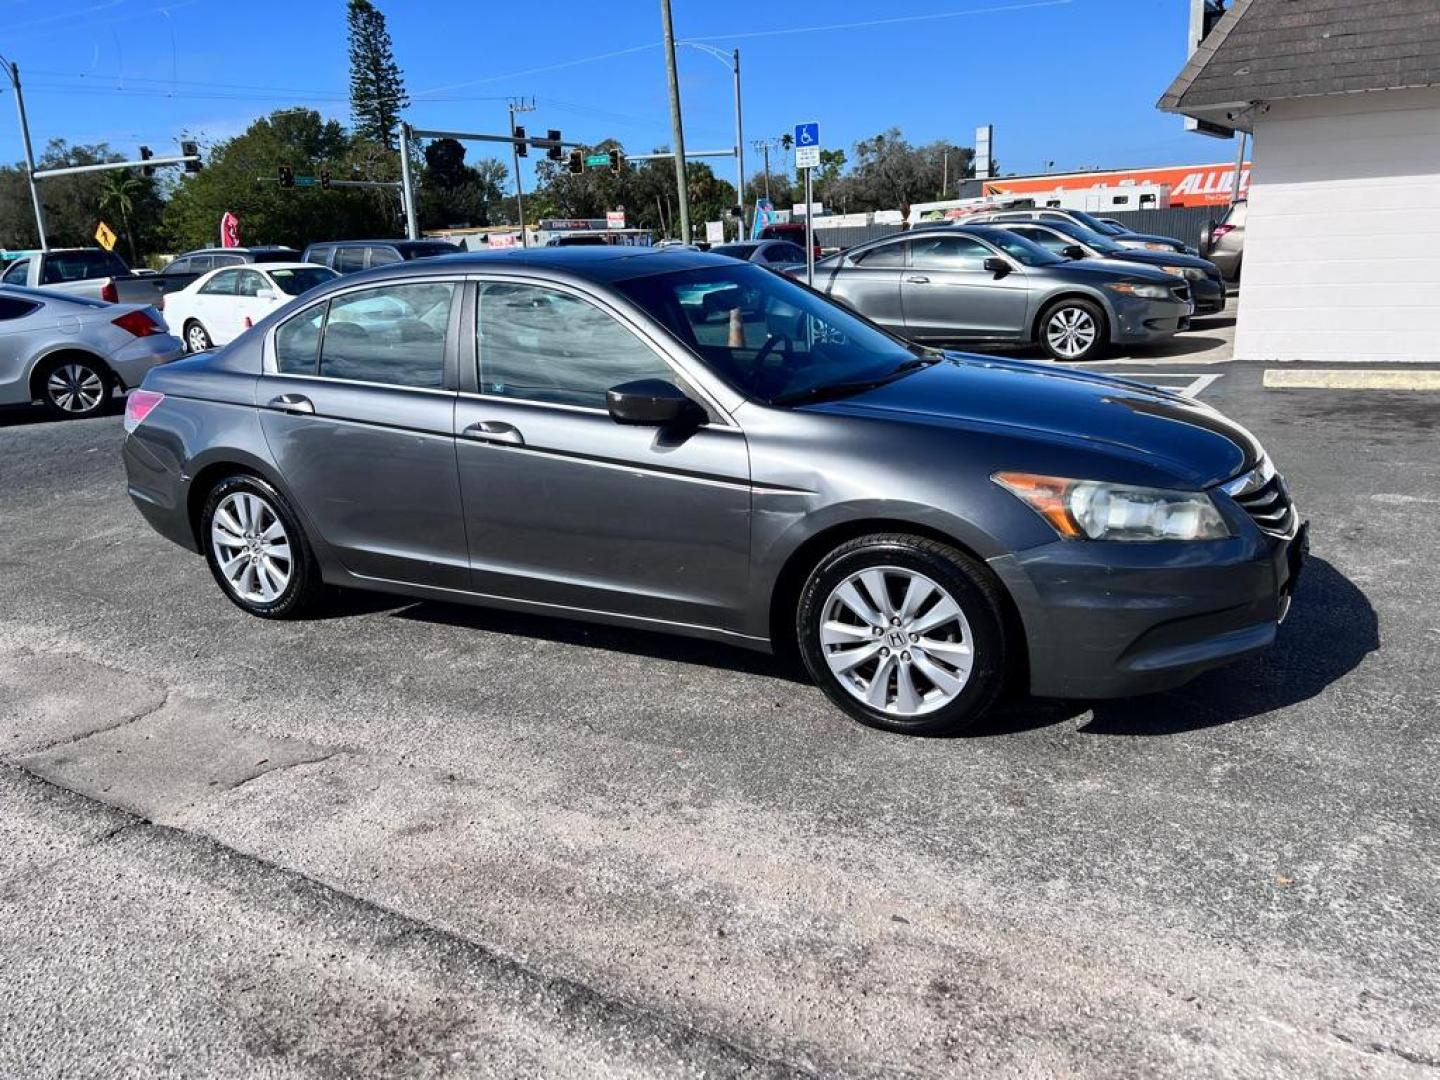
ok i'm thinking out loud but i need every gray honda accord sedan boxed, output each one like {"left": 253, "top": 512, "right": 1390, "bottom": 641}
{"left": 123, "top": 248, "right": 1306, "bottom": 736}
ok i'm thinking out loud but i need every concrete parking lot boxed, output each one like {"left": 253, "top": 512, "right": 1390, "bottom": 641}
{"left": 2, "top": 360, "right": 1438, "bottom": 1077}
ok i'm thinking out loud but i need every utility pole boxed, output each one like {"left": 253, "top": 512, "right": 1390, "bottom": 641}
{"left": 942, "top": 150, "right": 949, "bottom": 200}
{"left": 398, "top": 121, "right": 419, "bottom": 240}
{"left": 1, "top": 56, "right": 48, "bottom": 250}
{"left": 732, "top": 49, "right": 745, "bottom": 239}
{"left": 753, "top": 140, "right": 773, "bottom": 200}
{"left": 508, "top": 97, "right": 535, "bottom": 246}
{"left": 659, "top": 0, "right": 690, "bottom": 243}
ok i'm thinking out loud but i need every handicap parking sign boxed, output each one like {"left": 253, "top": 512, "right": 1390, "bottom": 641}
{"left": 794, "top": 122, "right": 820, "bottom": 148}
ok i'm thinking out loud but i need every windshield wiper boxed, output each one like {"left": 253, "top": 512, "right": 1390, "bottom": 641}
{"left": 772, "top": 356, "right": 940, "bottom": 406}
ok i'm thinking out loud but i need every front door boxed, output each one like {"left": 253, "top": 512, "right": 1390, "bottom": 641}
{"left": 901, "top": 233, "right": 1029, "bottom": 340}
{"left": 454, "top": 280, "right": 752, "bottom": 631}
{"left": 256, "top": 279, "right": 468, "bottom": 590}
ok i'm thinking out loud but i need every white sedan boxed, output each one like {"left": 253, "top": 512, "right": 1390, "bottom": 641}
{"left": 165, "top": 262, "right": 338, "bottom": 352}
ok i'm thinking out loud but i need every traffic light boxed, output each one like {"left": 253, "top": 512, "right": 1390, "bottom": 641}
{"left": 278, "top": 164, "right": 295, "bottom": 189}
{"left": 180, "top": 140, "right": 201, "bottom": 173}
{"left": 567, "top": 149, "right": 584, "bottom": 175}
{"left": 139, "top": 146, "right": 154, "bottom": 177}
{"left": 320, "top": 170, "right": 331, "bottom": 190}
{"left": 546, "top": 129, "right": 563, "bottom": 162}
{"left": 609, "top": 148, "right": 623, "bottom": 175}
{"left": 513, "top": 125, "right": 527, "bottom": 157}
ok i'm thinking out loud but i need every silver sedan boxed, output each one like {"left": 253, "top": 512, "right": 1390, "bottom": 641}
{"left": 0, "top": 285, "right": 183, "bottom": 419}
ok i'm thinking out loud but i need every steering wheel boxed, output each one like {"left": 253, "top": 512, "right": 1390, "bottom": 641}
{"left": 754, "top": 332, "right": 792, "bottom": 369}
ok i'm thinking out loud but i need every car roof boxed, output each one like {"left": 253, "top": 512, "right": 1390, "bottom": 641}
{"left": 299, "top": 246, "right": 741, "bottom": 289}
{"left": 307, "top": 239, "right": 459, "bottom": 248}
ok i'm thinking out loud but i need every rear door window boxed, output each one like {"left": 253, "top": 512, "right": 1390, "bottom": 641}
{"left": 236, "top": 270, "right": 268, "bottom": 297}
{"left": 854, "top": 242, "right": 907, "bottom": 268}
{"left": 306, "top": 246, "right": 333, "bottom": 267}
{"left": 319, "top": 283, "right": 455, "bottom": 388}
{"left": 0, "top": 296, "right": 39, "bottom": 320}
{"left": 333, "top": 247, "right": 367, "bottom": 273}
{"left": 275, "top": 304, "right": 326, "bottom": 375}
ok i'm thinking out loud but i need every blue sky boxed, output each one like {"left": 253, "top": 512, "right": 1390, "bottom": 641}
{"left": 1, "top": 0, "right": 1237, "bottom": 187}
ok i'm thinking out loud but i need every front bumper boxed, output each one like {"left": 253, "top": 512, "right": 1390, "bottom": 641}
{"left": 107, "top": 334, "right": 185, "bottom": 390}
{"left": 1110, "top": 295, "right": 1193, "bottom": 344}
{"left": 1192, "top": 277, "right": 1226, "bottom": 315}
{"left": 990, "top": 522, "right": 1308, "bottom": 700}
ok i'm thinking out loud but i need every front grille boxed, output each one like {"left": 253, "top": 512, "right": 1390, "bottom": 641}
{"left": 1223, "top": 461, "right": 1296, "bottom": 537}
{"left": 1172, "top": 285, "right": 1192, "bottom": 304}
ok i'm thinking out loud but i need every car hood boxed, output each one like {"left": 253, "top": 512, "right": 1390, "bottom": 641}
{"left": 1114, "top": 232, "right": 1191, "bottom": 253}
{"left": 1088, "top": 250, "right": 1217, "bottom": 273}
{"left": 812, "top": 354, "right": 1260, "bottom": 488}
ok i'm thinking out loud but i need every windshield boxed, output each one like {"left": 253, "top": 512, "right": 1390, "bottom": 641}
{"left": 1043, "top": 219, "right": 1127, "bottom": 255}
{"left": 979, "top": 229, "right": 1065, "bottom": 267}
{"left": 1063, "top": 209, "right": 1120, "bottom": 235}
{"left": 616, "top": 263, "right": 928, "bottom": 405}
{"left": 269, "top": 266, "right": 337, "bottom": 295}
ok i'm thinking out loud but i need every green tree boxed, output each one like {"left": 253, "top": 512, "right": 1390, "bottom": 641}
{"left": 98, "top": 171, "right": 146, "bottom": 263}
{"left": 347, "top": 0, "right": 409, "bottom": 151}
{"left": 162, "top": 110, "right": 394, "bottom": 251}
{"left": 417, "top": 138, "right": 509, "bottom": 229}
{"left": 0, "top": 140, "right": 163, "bottom": 260}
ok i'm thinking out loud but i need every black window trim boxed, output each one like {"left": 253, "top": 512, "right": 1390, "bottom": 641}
{"left": 852, "top": 238, "right": 909, "bottom": 268}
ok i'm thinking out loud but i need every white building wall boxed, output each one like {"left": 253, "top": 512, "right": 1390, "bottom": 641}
{"left": 1236, "top": 86, "right": 1440, "bottom": 362}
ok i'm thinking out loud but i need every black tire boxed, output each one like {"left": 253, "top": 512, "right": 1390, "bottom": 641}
{"left": 1038, "top": 297, "right": 1108, "bottom": 363}
{"left": 200, "top": 475, "right": 325, "bottom": 619}
{"left": 184, "top": 320, "right": 213, "bottom": 353}
{"left": 796, "top": 534, "right": 1009, "bottom": 736}
{"left": 34, "top": 354, "right": 112, "bottom": 420}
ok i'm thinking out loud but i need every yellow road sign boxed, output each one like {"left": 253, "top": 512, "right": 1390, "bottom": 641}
{"left": 94, "top": 221, "right": 118, "bottom": 251}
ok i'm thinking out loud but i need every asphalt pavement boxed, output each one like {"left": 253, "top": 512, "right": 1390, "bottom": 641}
{"left": 1, "top": 359, "right": 1437, "bottom": 1078}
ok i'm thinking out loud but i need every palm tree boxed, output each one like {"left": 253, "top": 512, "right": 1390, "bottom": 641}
{"left": 98, "top": 171, "right": 144, "bottom": 264}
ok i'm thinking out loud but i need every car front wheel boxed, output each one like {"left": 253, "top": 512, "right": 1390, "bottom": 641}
{"left": 185, "top": 321, "right": 213, "bottom": 353}
{"left": 201, "top": 476, "right": 324, "bottom": 619}
{"left": 1039, "top": 298, "right": 1106, "bottom": 362}
{"left": 796, "top": 534, "right": 1009, "bottom": 736}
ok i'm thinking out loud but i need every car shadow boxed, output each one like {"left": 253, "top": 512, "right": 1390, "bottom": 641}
{"left": 388, "top": 597, "right": 809, "bottom": 683}
{"left": 972, "top": 557, "right": 1377, "bottom": 738}
{"left": 0, "top": 398, "right": 124, "bottom": 428}
{"left": 326, "top": 558, "right": 1373, "bottom": 735}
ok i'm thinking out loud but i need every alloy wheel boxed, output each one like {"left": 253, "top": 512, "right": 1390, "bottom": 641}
{"left": 819, "top": 567, "right": 975, "bottom": 717}
{"left": 1045, "top": 306, "right": 1097, "bottom": 359}
{"left": 186, "top": 324, "right": 211, "bottom": 352}
{"left": 211, "top": 491, "right": 292, "bottom": 604}
{"left": 46, "top": 363, "right": 106, "bottom": 414}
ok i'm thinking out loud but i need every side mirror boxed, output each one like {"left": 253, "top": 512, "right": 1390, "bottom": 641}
{"left": 1062, "top": 245, "right": 1087, "bottom": 261}
{"left": 982, "top": 256, "right": 1011, "bottom": 275}
{"left": 255, "top": 288, "right": 277, "bottom": 301}
{"left": 606, "top": 379, "right": 702, "bottom": 426}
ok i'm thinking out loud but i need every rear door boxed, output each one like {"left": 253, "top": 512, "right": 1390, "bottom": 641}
{"left": 901, "top": 233, "right": 1028, "bottom": 340}
{"left": 256, "top": 278, "right": 467, "bottom": 589}
{"left": 823, "top": 239, "right": 908, "bottom": 333}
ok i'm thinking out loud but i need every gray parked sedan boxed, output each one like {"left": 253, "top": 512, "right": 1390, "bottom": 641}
{"left": 1, "top": 285, "right": 183, "bottom": 419}
{"left": 124, "top": 248, "right": 1305, "bottom": 736}
{"left": 809, "top": 226, "right": 1193, "bottom": 361}
{"left": 710, "top": 240, "right": 809, "bottom": 270}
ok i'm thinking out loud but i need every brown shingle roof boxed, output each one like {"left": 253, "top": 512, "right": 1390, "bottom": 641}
{"left": 1159, "top": 0, "right": 1440, "bottom": 115}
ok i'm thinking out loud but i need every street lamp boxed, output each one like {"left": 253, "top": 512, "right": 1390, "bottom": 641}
{"left": 0, "top": 53, "right": 48, "bottom": 249}
{"left": 680, "top": 41, "right": 745, "bottom": 238}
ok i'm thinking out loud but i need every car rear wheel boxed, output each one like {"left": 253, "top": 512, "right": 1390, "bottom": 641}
{"left": 796, "top": 534, "right": 1009, "bottom": 736}
{"left": 202, "top": 476, "right": 324, "bottom": 619}
{"left": 36, "top": 355, "right": 111, "bottom": 420}
{"left": 1039, "top": 298, "right": 1106, "bottom": 362}
{"left": 184, "top": 321, "right": 213, "bottom": 353}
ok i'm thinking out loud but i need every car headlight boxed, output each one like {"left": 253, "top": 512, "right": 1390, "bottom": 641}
{"left": 1104, "top": 281, "right": 1172, "bottom": 300}
{"left": 1161, "top": 265, "right": 1206, "bottom": 281}
{"left": 993, "top": 472, "right": 1232, "bottom": 541}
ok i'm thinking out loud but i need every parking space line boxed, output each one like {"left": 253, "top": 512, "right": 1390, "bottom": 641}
{"left": 1263, "top": 369, "right": 1440, "bottom": 390}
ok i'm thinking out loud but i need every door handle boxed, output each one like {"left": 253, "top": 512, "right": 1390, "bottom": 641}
{"left": 462, "top": 420, "right": 524, "bottom": 446}
{"left": 266, "top": 393, "right": 314, "bottom": 415}
{"left": 905, "top": 275, "right": 930, "bottom": 284}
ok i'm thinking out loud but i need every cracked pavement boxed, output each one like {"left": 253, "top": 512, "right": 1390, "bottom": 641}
{"left": 1, "top": 361, "right": 1437, "bottom": 1077}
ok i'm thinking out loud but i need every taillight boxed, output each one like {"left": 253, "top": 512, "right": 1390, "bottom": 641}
{"left": 100, "top": 281, "right": 118, "bottom": 303}
{"left": 112, "top": 309, "right": 164, "bottom": 338}
{"left": 124, "top": 389, "right": 164, "bottom": 432}
{"left": 1212, "top": 224, "right": 1235, "bottom": 239}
